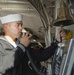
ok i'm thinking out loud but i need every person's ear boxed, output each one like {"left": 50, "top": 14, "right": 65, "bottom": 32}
{"left": 3, "top": 24, "right": 9, "bottom": 31}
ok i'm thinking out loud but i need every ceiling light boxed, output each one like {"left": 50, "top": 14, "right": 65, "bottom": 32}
{"left": 0, "top": 0, "right": 30, "bottom": 4}
{"left": 1, "top": 7, "right": 34, "bottom": 11}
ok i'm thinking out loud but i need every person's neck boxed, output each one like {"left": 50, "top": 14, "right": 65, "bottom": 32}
{"left": 5, "top": 35, "right": 16, "bottom": 42}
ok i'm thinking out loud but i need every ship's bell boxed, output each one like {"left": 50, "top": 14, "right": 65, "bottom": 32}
{"left": 53, "top": 0, "right": 74, "bottom": 26}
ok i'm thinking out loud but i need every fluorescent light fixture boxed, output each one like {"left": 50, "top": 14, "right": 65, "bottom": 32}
{"left": 0, "top": 0, "right": 30, "bottom": 4}
{"left": 1, "top": 7, "right": 34, "bottom": 11}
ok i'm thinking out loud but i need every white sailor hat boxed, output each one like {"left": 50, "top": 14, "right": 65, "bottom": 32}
{"left": 0, "top": 14, "right": 23, "bottom": 24}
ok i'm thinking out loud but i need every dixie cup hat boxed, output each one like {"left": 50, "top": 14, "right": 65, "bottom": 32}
{"left": 0, "top": 14, "right": 23, "bottom": 24}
